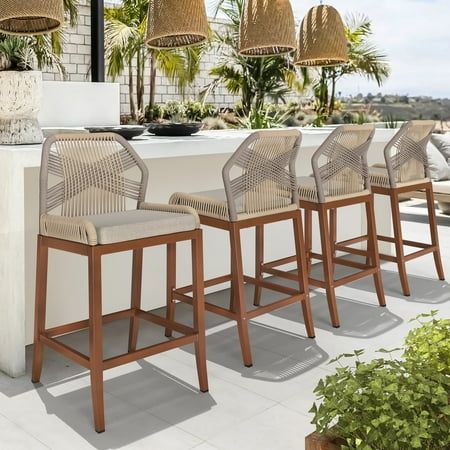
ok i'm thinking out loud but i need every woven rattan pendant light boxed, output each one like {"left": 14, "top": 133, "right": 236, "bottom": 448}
{"left": 146, "top": 0, "right": 208, "bottom": 49}
{"left": 0, "top": 0, "right": 64, "bottom": 35}
{"left": 295, "top": 4, "right": 348, "bottom": 67}
{"left": 239, "top": 0, "right": 296, "bottom": 57}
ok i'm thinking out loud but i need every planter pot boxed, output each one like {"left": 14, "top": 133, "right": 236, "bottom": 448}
{"left": 0, "top": 71, "right": 43, "bottom": 145}
{"left": 305, "top": 430, "right": 345, "bottom": 450}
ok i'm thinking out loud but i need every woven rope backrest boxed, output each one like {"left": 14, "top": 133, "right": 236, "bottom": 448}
{"left": 40, "top": 133, "right": 149, "bottom": 217}
{"left": 311, "top": 125, "right": 375, "bottom": 203}
{"left": 222, "top": 130, "right": 301, "bottom": 221}
{"left": 384, "top": 120, "right": 435, "bottom": 187}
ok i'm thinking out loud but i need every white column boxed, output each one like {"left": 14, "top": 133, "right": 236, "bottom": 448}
{"left": 0, "top": 151, "right": 26, "bottom": 377}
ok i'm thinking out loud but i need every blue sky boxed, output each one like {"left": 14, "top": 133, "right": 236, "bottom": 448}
{"left": 206, "top": 0, "right": 450, "bottom": 98}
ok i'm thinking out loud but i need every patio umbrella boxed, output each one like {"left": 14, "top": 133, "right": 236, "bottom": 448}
{"left": 295, "top": 4, "right": 348, "bottom": 67}
{"left": 146, "top": 0, "right": 208, "bottom": 49}
{"left": 239, "top": 0, "right": 296, "bottom": 57}
{"left": 0, "top": 0, "right": 64, "bottom": 35}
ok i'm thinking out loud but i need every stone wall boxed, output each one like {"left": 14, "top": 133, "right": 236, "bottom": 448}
{"left": 43, "top": 1, "right": 306, "bottom": 115}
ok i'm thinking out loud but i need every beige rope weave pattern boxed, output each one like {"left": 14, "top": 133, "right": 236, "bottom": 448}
{"left": 370, "top": 121, "right": 435, "bottom": 188}
{"left": 0, "top": 0, "right": 64, "bottom": 35}
{"left": 299, "top": 124, "right": 375, "bottom": 203}
{"left": 239, "top": 0, "right": 296, "bottom": 57}
{"left": 295, "top": 4, "right": 348, "bottom": 67}
{"left": 171, "top": 130, "right": 301, "bottom": 222}
{"left": 146, "top": 0, "right": 208, "bottom": 49}
{"left": 169, "top": 191, "right": 231, "bottom": 222}
{"left": 40, "top": 133, "right": 149, "bottom": 245}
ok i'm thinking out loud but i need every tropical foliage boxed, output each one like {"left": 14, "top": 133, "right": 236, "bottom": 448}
{"left": 203, "top": 0, "right": 309, "bottom": 116}
{"left": 0, "top": 0, "right": 78, "bottom": 74}
{"left": 105, "top": 0, "right": 204, "bottom": 120}
{"left": 311, "top": 312, "right": 450, "bottom": 450}
{"left": 314, "top": 14, "right": 390, "bottom": 119}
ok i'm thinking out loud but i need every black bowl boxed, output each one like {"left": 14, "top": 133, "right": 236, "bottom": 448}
{"left": 85, "top": 126, "right": 145, "bottom": 140}
{"left": 146, "top": 122, "right": 203, "bottom": 137}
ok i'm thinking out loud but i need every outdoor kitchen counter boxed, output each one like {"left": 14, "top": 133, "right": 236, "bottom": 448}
{"left": 0, "top": 128, "right": 396, "bottom": 377}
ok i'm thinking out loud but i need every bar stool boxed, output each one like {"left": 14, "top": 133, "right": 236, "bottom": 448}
{"left": 32, "top": 133, "right": 208, "bottom": 433}
{"left": 261, "top": 125, "right": 386, "bottom": 328}
{"left": 338, "top": 121, "right": 445, "bottom": 296}
{"left": 169, "top": 129, "right": 315, "bottom": 367}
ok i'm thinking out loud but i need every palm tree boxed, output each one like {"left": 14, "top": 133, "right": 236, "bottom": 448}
{"left": 204, "top": 0, "right": 309, "bottom": 116}
{"left": 315, "top": 14, "right": 391, "bottom": 118}
{"left": 0, "top": 0, "right": 79, "bottom": 74}
{"left": 105, "top": 0, "right": 203, "bottom": 120}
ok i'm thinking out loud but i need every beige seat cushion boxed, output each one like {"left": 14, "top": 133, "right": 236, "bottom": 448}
{"left": 41, "top": 208, "right": 198, "bottom": 246}
{"left": 369, "top": 165, "right": 430, "bottom": 188}
{"left": 170, "top": 188, "right": 297, "bottom": 222}
{"left": 297, "top": 176, "right": 370, "bottom": 203}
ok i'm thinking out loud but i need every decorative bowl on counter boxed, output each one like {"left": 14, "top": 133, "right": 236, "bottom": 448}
{"left": 146, "top": 122, "right": 203, "bottom": 137}
{"left": 85, "top": 125, "right": 145, "bottom": 140}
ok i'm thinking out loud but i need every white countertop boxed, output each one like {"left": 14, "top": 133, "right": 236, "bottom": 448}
{"left": 0, "top": 128, "right": 397, "bottom": 167}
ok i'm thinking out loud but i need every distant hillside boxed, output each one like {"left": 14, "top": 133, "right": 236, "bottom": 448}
{"left": 342, "top": 94, "right": 450, "bottom": 121}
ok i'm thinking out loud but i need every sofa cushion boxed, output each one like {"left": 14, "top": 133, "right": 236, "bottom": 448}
{"left": 431, "top": 133, "right": 450, "bottom": 162}
{"left": 431, "top": 180, "right": 450, "bottom": 195}
{"left": 427, "top": 142, "right": 450, "bottom": 181}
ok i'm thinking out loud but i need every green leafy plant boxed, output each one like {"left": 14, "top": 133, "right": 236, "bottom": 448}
{"left": 145, "top": 100, "right": 216, "bottom": 123}
{"left": 105, "top": 0, "right": 204, "bottom": 119}
{"left": 384, "top": 114, "right": 399, "bottom": 129}
{"left": 314, "top": 13, "right": 390, "bottom": 119}
{"left": 203, "top": 0, "right": 309, "bottom": 116}
{"left": 404, "top": 310, "right": 450, "bottom": 376}
{"left": 311, "top": 348, "right": 450, "bottom": 450}
{"left": 238, "top": 105, "right": 290, "bottom": 129}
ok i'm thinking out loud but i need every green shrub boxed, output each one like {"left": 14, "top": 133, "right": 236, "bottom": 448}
{"left": 311, "top": 349, "right": 450, "bottom": 450}
{"left": 184, "top": 100, "right": 216, "bottom": 121}
{"left": 404, "top": 310, "right": 450, "bottom": 376}
{"left": 238, "top": 106, "right": 289, "bottom": 129}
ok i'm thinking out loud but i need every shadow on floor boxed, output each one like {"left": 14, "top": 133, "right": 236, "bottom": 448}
{"left": 400, "top": 212, "right": 450, "bottom": 227}
{"left": 34, "top": 359, "right": 215, "bottom": 449}
{"left": 181, "top": 321, "right": 328, "bottom": 382}
{"left": 349, "top": 269, "right": 450, "bottom": 304}
{"left": 270, "top": 292, "right": 403, "bottom": 339}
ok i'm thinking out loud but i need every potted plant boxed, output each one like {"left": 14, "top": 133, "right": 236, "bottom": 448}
{"left": 306, "top": 312, "right": 450, "bottom": 450}
{"left": 0, "top": 2, "right": 77, "bottom": 145}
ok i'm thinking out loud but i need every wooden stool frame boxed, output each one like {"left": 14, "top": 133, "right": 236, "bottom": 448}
{"left": 261, "top": 193, "right": 386, "bottom": 328}
{"left": 336, "top": 181, "right": 445, "bottom": 296}
{"left": 168, "top": 209, "right": 315, "bottom": 368}
{"left": 32, "top": 229, "right": 208, "bottom": 433}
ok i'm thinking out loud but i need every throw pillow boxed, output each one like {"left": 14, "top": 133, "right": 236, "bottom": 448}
{"left": 431, "top": 133, "right": 450, "bottom": 162}
{"left": 427, "top": 142, "right": 450, "bottom": 180}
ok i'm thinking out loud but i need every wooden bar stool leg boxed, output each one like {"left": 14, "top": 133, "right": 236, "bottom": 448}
{"left": 304, "top": 208, "right": 313, "bottom": 274}
{"left": 292, "top": 212, "right": 315, "bottom": 338}
{"left": 329, "top": 208, "right": 337, "bottom": 273}
{"left": 165, "top": 243, "right": 177, "bottom": 337}
{"left": 390, "top": 190, "right": 410, "bottom": 296}
{"left": 229, "top": 244, "right": 236, "bottom": 312}
{"left": 32, "top": 236, "right": 49, "bottom": 383}
{"left": 425, "top": 186, "right": 445, "bottom": 281}
{"left": 366, "top": 198, "right": 386, "bottom": 306}
{"left": 192, "top": 231, "right": 209, "bottom": 392}
{"left": 318, "top": 205, "right": 340, "bottom": 328}
{"left": 230, "top": 223, "right": 253, "bottom": 367}
{"left": 253, "top": 224, "right": 264, "bottom": 306}
{"left": 128, "top": 248, "right": 143, "bottom": 351}
{"left": 88, "top": 248, "right": 105, "bottom": 434}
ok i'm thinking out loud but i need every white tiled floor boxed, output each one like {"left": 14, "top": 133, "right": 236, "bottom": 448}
{"left": 0, "top": 200, "right": 449, "bottom": 450}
